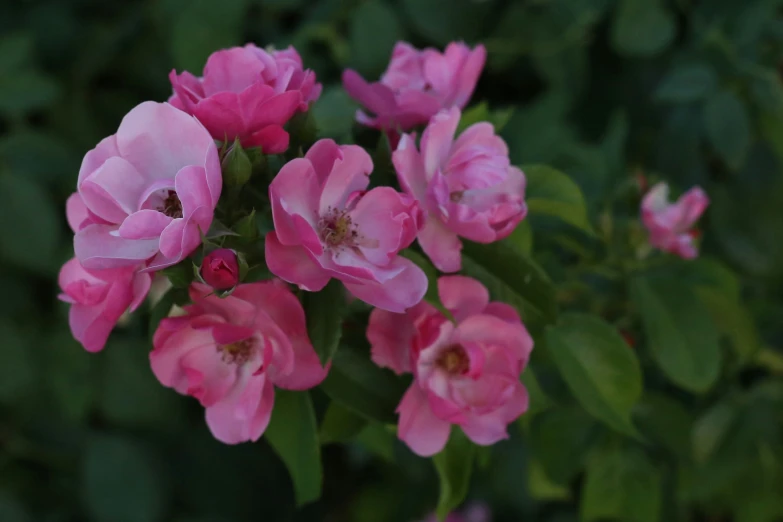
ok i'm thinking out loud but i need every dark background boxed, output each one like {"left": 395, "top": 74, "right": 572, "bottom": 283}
{"left": 1, "top": 0, "right": 783, "bottom": 521}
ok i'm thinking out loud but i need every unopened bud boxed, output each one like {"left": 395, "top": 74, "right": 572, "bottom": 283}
{"left": 200, "top": 249, "right": 239, "bottom": 290}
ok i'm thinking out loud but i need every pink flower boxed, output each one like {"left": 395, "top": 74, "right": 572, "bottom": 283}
{"left": 150, "top": 282, "right": 328, "bottom": 444}
{"left": 200, "top": 249, "right": 239, "bottom": 290}
{"left": 73, "top": 101, "right": 221, "bottom": 272}
{"left": 392, "top": 107, "right": 527, "bottom": 272}
{"left": 368, "top": 276, "right": 533, "bottom": 456}
{"left": 641, "top": 182, "right": 709, "bottom": 259}
{"left": 342, "top": 41, "right": 486, "bottom": 131}
{"left": 59, "top": 194, "right": 151, "bottom": 352}
{"left": 264, "top": 139, "right": 427, "bottom": 313}
{"left": 169, "top": 44, "right": 321, "bottom": 153}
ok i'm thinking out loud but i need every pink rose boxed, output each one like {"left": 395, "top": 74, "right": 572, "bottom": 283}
{"left": 342, "top": 41, "right": 486, "bottom": 131}
{"left": 264, "top": 139, "right": 428, "bottom": 313}
{"left": 59, "top": 194, "right": 151, "bottom": 352}
{"left": 169, "top": 44, "right": 322, "bottom": 153}
{"left": 150, "top": 282, "right": 328, "bottom": 444}
{"left": 641, "top": 182, "right": 709, "bottom": 259}
{"left": 73, "top": 101, "right": 221, "bottom": 272}
{"left": 392, "top": 107, "right": 527, "bottom": 272}
{"left": 200, "top": 249, "right": 239, "bottom": 290}
{"left": 368, "top": 276, "right": 533, "bottom": 456}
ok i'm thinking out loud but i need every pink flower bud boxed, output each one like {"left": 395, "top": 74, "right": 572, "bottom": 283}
{"left": 201, "top": 249, "right": 239, "bottom": 290}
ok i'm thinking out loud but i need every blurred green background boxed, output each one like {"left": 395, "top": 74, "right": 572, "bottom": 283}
{"left": 2, "top": 0, "right": 783, "bottom": 521}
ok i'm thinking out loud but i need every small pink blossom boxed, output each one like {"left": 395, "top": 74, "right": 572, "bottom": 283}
{"left": 200, "top": 249, "right": 239, "bottom": 290}
{"left": 73, "top": 101, "right": 221, "bottom": 272}
{"left": 59, "top": 194, "right": 151, "bottom": 352}
{"left": 265, "top": 139, "right": 427, "bottom": 313}
{"left": 392, "top": 107, "right": 527, "bottom": 272}
{"left": 368, "top": 276, "right": 533, "bottom": 456}
{"left": 342, "top": 41, "right": 485, "bottom": 132}
{"left": 169, "top": 44, "right": 321, "bottom": 153}
{"left": 150, "top": 282, "right": 328, "bottom": 444}
{"left": 641, "top": 182, "right": 709, "bottom": 259}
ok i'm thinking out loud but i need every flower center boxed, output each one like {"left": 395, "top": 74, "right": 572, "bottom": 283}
{"left": 450, "top": 191, "right": 464, "bottom": 202}
{"left": 318, "top": 207, "right": 358, "bottom": 248}
{"left": 436, "top": 344, "right": 470, "bottom": 375}
{"left": 218, "top": 339, "right": 255, "bottom": 365}
{"left": 161, "top": 190, "right": 183, "bottom": 219}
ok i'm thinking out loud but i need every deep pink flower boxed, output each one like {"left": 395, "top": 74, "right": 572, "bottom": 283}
{"left": 73, "top": 102, "right": 221, "bottom": 272}
{"left": 265, "top": 139, "right": 427, "bottom": 313}
{"left": 641, "top": 182, "right": 709, "bottom": 259}
{"left": 342, "top": 41, "right": 485, "bottom": 132}
{"left": 368, "top": 276, "right": 533, "bottom": 456}
{"left": 200, "top": 249, "right": 239, "bottom": 290}
{"left": 169, "top": 44, "right": 321, "bottom": 153}
{"left": 59, "top": 194, "right": 151, "bottom": 352}
{"left": 392, "top": 107, "right": 527, "bottom": 272}
{"left": 150, "top": 282, "right": 328, "bottom": 444}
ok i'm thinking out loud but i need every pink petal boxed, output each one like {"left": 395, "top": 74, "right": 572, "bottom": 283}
{"left": 75, "top": 223, "right": 160, "bottom": 269}
{"left": 420, "top": 108, "right": 460, "bottom": 178}
{"left": 201, "top": 46, "right": 267, "bottom": 96}
{"left": 437, "top": 275, "right": 490, "bottom": 322}
{"left": 150, "top": 322, "right": 216, "bottom": 393}
{"left": 244, "top": 124, "right": 290, "bottom": 153}
{"left": 343, "top": 256, "right": 427, "bottom": 313}
{"left": 305, "top": 139, "right": 343, "bottom": 186}
{"left": 66, "top": 193, "right": 91, "bottom": 233}
{"left": 452, "top": 44, "right": 486, "bottom": 108}
{"left": 129, "top": 271, "right": 152, "bottom": 312}
{"left": 269, "top": 158, "right": 321, "bottom": 247}
{"left": 397, "top": 385, "right": 451, "bottom": 457}
{"left": 77, "top": 134, "right": 120, "bottom": 186}
{"left": 342, "top": 69, "right": 397, "bottom": 118}
{"left": 244, "top": 90, "right": 301, "bottom": 130}
{"left": 349, "top": 187, "right": 417, "bottom": 265}
{"left": 367, "top": 307, "right": 415, "bottom": 374}
{"left": 460, "top": 380, "right": 528, "bottom": 445}
{"left": 205, "top": 374, "right": 275, "bottom": 444}
{"left": 79, "top": 156, "right": 146, "bottom": 223}
{"left": 483, "top": 302, "right": 521, "bottom": 325}
{"left": 452, "top": 315, "right": 533, "bottom": 368}
{"left": 265, "top": 232, "right": 331, "bottom": 291}
{"left": 318, "top": 145, "right": 373, "bottom": 214}
{"left": 392, "top": 133, "right": 428, "bottom": 202}
{"left": 417, "top": 215, "right": 463, "bottom": 273}
{"left": 118, "top": 210, "right": 172, "bottom": 240}
{"left": 174, "top": 165, "right": 212, "bottom": 215}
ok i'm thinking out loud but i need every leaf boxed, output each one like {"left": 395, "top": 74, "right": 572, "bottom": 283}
{"left": 703, "top": 90, "right": 751, "bottom": 170}
{"left": 0, "top": 33, "right": 33, "bottom": 74}
{"left": 355, "top": 422, "right": 396, "bottom": 463}
{"left": 631, "top": 276, "right": 722, "bottom": 393}
{"left": 265, "top": 390, "right": 322, "bottom": 506}
{"left": 581, "top": 445, "right": 663, "bottom": 522}
{"left": 302, "top": 279, "right": 346, "bottom": 365}
{"left": 695, "top": 286, "right": 761, "bottom": 366}
{"left": 632, "top": 393, "right": 693, "bottom": 460}
{"left": 530, "top": 406, "right": 599, "bottom": 485}
{"left": 432, "top": 430, "right": 476, "bottom": 521}
{"left": 82, "top": 434, "right": 167, "bottom": 522}
{"left": 0, "top": 322, "right": 35, "bottom": 407}
{"left": 655, "top": 64, "right": 718, "bottom": 102}
{"left": 319, "top": 344, "right": 408, "bottom": 424}
{"left": 461, "top": 240, "right": 558, "bottom": 334}
{"left": 401, "top": 0, "right": 492, "bottom": 45}
{"left": 349, "top": 0, "right": 404, "bottom": 78}
{"left": 319, "top": 401, "right": 367, "bottom": 444}
{"left": 0, "top": 491, "right": 31, "bottom": 522}
{"left": 610, "top": 0, "right": 676, "bottom": 57}
{"left": 312, "top": 86, "right": 357, "bottom": 140}
{"left": 522, "top": 164, "right": 594, "bottom": 234}
{"left": 0, "top": 71, "right": 60, "bottom": 116}
{"left": 520, "top": 368, "right": 552, "bottom": 419}
{"left": 0, "top": 175, "right": 62, "bottom": 275}
{"left": 170, "top": 0, "right": 247, "bottom": 72}
{"left": 44, "top": 331, "right": 96, "bottom": 422}
{"left": 528, "top": 459, "right": 571, "bottom": 501}
{"left": 691, "top": 398, "right": 741, "bottom": 464}
{"left": 457, "top": 102, "right": 490, "bottom": 132}
{"left": 545, "top": 314, "right": 642, "bottom": 435}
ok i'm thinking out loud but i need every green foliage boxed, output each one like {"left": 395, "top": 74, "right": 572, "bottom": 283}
{"left": 432, "top": 431, "right": 476, "bottom": 521}
{"left": 302, "top": 279, "right": 346, "bottom": 365}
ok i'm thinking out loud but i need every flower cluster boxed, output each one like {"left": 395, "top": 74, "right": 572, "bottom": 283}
{"left": 57, "top": 39, "right": 708, "bottom": 453}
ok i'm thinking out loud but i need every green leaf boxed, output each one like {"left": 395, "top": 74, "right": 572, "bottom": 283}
{"left": 461, "top": 240, "right": 557, "bottom": 334}
{"left": 0, "top": 491, "right": 31, "bottom": 522}
{"left": 161, "top": 261, "right": 195, "bottom": 289}
{"left": 170, "top": 0, "right": 247, "bottom": 72}
{"left": 528, "top": 459, "right": 571, "bottom": 501}
{"left": 610, "top": 0, "right": 676, "bottom": 57}
{"left": 148, "top": 288, "right": 189, "bottom": 341}
{"left": 655, "top": 64, "right": 718, "bottom": 102}
{"left": 0, "top": 322, "right": 34, "bottom": 407}
{"left": 581, "top": 445, "right": 663, "bottom": 522}
{"left": 319, "top": 401, "right": 368, "bottom": 444}
{"left": 522, "top": 164, "right": 594, "bottom": 234}
{"left": 0, "top": 175, "right": 62, "bottom": 275}
{"left": 632, "top": 393, "right": 693, "bottom": 460}
{"left": 320, "top": 344, "right": 407, "bottom": 424}
{"left": 355, "top": 422, "right": 396, "bottom": 462}
{"left": 695, "top": 286, "right": 761, "bottom": 366}
{"left": 312, "top": 86, "right": 357, "bottom": 140}
{"left": 545, "top": 314, "right": 642, "bottom": 435}
{"left": 457, "top": 102, "right": 490, "bottom": 132}
{"left": 520, "top": 368, "right": 552, "bottom": 419}
{"left": 432, "top": 430, "right": 476, "bottom": 521}
{"left": 401, "top": 0, "right": 492, "bottom": 45}
{"left": 530, "top": 406, "right": 599, "bottom": 485}
{"left": 0, "top": 71, "right": 60, "bottom": 116}
{"left": 349, "top": 0, "right": 404, "bottom": 78}
{"left": 703, "top": 90, "right": 751, "bottom": 170}
{"left": 44, "top": 331, "right": 96, "bottom": 422}
{"left": 0, "top": 33, "right": 33, "bottom": 74}
{"left": 302, "top": 279, "right": 346, "bottom": 365}
{"left": 631, "top": 276, "right": 722, "bottom": 393}
{"left": 265, "top": 390, "right": 322, "bottom": 506}
{"left": 691, "top": 398, "right": 741, "bottom": 464}
{"left": 82, "top": 434, "right": 167, "bottom": 522}
{"left": 221, "top": 138, "right": 251, "bottom": 187}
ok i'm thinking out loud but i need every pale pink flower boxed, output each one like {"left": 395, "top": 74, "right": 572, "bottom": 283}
{"left": 368, "top": 276, "right": 533, "bottom": 456}
{"left": 392, "top": 107, "right": 527, "bottom": 272}
{"left": 169, "top": 44, "right": 321, "bottom": 153}
{"left": 73, "top": 101, "right": 221, "bottom": 272}
{"left": 641, "top": 182, "right": 709, "bottom": 259}
{"left": 265, "top": 139, "right": 427, "bottom": 313}
{"left": 150, "top": 282, "right": 328, "bottom": 444}
{"left": 342, "top": 41, "right": 485, "bottom": 131}
{"left": 59, "top": 194, "right": 151, "bottom": 352}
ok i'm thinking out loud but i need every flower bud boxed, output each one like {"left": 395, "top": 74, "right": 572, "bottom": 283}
{"left": 200, "top": 249, "right": 239, "bottom": 290}
{"left": 221, "top": 138, "right": 252, "bottom": 187}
